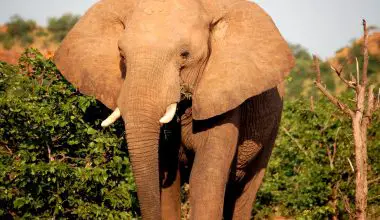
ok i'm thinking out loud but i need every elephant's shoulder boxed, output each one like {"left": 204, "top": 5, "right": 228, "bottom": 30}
{"left": 242, "top": 85, "right": 283, "bottom": 119}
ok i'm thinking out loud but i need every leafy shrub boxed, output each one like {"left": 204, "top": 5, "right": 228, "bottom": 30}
{"left": 0, "top": 48, "right": 139, "bottom": 218}
{"left": 254, "top": 98, "right": 380, "bottom": 219}
{"left": 47, "top": 13, "right": 80, "bottom": 42}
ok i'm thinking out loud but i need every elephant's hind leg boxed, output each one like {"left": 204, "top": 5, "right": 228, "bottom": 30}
{"left": 224, "top": 164, "right": 267, "bottom": 220}
{"left": 225, "top": 114, "right": 281, "bottom": 219}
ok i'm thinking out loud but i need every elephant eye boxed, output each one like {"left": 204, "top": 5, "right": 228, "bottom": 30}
{"left": 180, "top": 51, "right": 190, "bottom": 59}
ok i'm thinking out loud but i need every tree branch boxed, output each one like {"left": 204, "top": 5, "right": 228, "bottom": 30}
{"left": 374, "top": 88, "right": 380, "bottom": 111}
{"left": 330, "top": 65, "right": 356, "bottom": 88}
{"left": 368, "top": 177, "right": 380, "bottom": 185}
{"left": 47, "top": 146, "right": 54, "bottom": 162}
{"left": 315, "top": 82, "right": 355, "bottom": 117}
{"left": 361, "top": 19, "right": 369, "bottom": 86}
{"left": 310, "top": 96, "right": 315, "bottom": 111}
{"left": 356, "top": 57, "right": 360, "bottom": 87}
{"left": 347, "top": 157, "right": 355, "bottom": 172}
{"left": 313, "top": 56, "right": 355, "bottom": 117}
{"left": 338, "top": 188, "right": 353, "bottom": 219}
{"left": 366, "top": 85, "right": 375, "bottom": 117}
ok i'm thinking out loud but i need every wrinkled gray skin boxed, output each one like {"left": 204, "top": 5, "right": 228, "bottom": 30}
{"left": 54, "top": 0, "right": 294, "bottom": 219}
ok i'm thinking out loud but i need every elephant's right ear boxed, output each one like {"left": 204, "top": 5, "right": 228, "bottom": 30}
{"left": 54, "top": 0, "right": 136, "bottom": 109}
{"left": 193, "top": 1, "right": 294, "bottom": 120}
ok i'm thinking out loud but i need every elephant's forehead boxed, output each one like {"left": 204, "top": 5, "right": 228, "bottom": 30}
{"left": 132, "top": 0, "right": 205, "bottom": 24}
{"left": 123, "top": 0, "right": 207, "bottom": 44}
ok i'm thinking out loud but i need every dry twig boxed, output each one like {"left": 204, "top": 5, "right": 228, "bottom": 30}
{"left": 330, "top": 65, "right": 356, "bottom": 88}
{"left": 310, "top": 96, "right": 315, "bottom": 111}
{"left": 361, "top": 19, "right": 369, "bottom": 86}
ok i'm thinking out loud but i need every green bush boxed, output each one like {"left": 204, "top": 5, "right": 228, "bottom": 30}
{"left": 47, "top": 13, "right": 80, "bottom": 42}
{"left": 0, "top": 48, "right": 139, "bottom": 218}
{"left": 254, "top": 98, "right": 380, "bottom": 219}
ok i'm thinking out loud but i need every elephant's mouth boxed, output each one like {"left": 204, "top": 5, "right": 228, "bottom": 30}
{"left": 101, "top": 83, "right": 194, "bottom": 127}
{"left": 101, "top": 103, "right": 178, "bottom": 127}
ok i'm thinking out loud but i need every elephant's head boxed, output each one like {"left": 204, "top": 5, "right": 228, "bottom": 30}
{"left": 54, "top": 0, "right": 294, "bottom": 218}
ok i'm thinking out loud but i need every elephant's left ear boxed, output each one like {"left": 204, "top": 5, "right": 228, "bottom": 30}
{"left": 192, "top": 1, "right": 294, "bottom": 120}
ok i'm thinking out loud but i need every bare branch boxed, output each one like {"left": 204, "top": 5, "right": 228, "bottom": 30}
{"left": 350, "top": 73, "right": 356, "bottom": 84}
{"left": 310, "top": 96, "right": 315, "bottom": 111}
{"left": 362, "top": 19, "right": 369, "bottom": 86}
{"left": 368, "top": 194, "right": 380, "bottom": 201}
{"left": 368, "top": 177, "right": 380, "bottom": 185}
{"left": 338, "top": 187, "right": 353, "bottom": 219}
{"left": 0, "top": 141, "right": 12, "bottom": 155}
{"left": 330, "top": 65, "right": 356, "bottom": 88}
{"left": 313, "top": 55, "right": 354, "bottom": 117}
{"left": 366, "top": 85, "right": 375, "bottom": 117}
{"left": 347, "top": 157, "right": 355, "bottom": 172}
{"left": 376, "top": 88, "right": 380, "bottom": 110}
{"left": 356, "top": 57, "right": 360, "bottom": 86}
{"left": 315, "top": 82, "right": 355, "bottom": 117}
{"left": 47, "top": 146, "right": 54, "bottom": 162}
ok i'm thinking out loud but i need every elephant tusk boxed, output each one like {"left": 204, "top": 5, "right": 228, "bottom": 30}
{"left": 101, "top": 108, "right": 121, "bottom": 127}
{"left": 159, "top": 103, "right": 177, "bottom": 124}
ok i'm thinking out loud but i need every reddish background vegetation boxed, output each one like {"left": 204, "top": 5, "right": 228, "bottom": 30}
{"left": 0, "top": 24, "right": 56, "bottom": 64}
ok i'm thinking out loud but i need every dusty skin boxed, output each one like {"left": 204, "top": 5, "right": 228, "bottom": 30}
{"left": 53, "top": 0, "right": 294, "bottom": 219}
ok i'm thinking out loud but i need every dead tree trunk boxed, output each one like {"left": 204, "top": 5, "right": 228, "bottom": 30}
{"left": 313, "top": 20, "right": 379, "bottom": 220}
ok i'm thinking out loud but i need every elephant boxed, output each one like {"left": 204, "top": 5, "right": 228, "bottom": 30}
{"left": 53, "top": 0, "right": 295, "bottom": 219}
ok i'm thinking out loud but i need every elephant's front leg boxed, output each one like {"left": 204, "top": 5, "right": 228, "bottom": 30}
{"left": 161, "top": 167, "right": 181, "bottom": 220}
{"left": 189, "top": 109, "right": 240, "bottom": 220}
{"left": 159, "top": 124, "right": 181, "bottom": 220}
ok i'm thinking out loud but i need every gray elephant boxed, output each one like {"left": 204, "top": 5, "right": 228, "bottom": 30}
{"left": 54, "top": 0, "right": 294, "bottom": 219}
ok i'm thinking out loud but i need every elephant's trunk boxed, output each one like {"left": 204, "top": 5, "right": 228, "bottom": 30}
{"left": 126, "top": 119, "right": 161, "bottom": 219}
{"left": 122, "top": 92, "right": 163, "bottom": 220}
{"left": 118, "top": 53, "right": 180, "bottom": 220}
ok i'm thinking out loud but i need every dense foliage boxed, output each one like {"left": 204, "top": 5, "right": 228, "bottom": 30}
{"left": 254, "top": 97, "right": 380, "bottom": 219}
{"left": 0, "top": 49, "right": 138, "bottom": 218}
{"left": 0, "top": 49, "right": 379, "bottom": 219}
